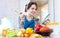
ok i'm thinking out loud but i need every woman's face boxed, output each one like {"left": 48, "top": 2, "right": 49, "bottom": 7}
{"left": 27, "top": 4, "right": 37, "bottom": 16}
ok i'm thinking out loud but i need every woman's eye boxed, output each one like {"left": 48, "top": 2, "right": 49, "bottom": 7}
{"left": 31, "top": 7, "right": 37, "bottom": 10}
{"left": 32, "top": 8, "right": 34, "bottom": 9}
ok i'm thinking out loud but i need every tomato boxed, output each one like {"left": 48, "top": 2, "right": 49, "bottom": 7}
{"left": 40, "top": 26, "right": 51, "bottom": 31}
{"left": 35, "top": 24, "right": 43, "bottom": 31}
{"left": 35, "top": 27, "right": 40, "bottom": 31}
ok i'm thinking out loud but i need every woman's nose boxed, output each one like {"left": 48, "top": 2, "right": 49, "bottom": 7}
{"left": 33, "top": 9, "right": 36, "bottom": 12}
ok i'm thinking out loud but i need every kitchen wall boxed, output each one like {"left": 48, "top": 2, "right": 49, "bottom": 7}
{"left": 54, "top": 0, "right": 60, "bottom": 24}
{"left": 20, "top": 0, "right": 30, "bottom": 12}
{"left": 0, "top": 0, "right": 60, "bottom": 28}
{"left": 0, "top": 0, "right": 20, "bottom": 28}
{"left": 49, "top": 0, "right": 54, "bottom": 22}
{"left": 49, "top": 0, "right": 60, "bottom": 24}
{"left": 0, "top": 0, "right": 30, "bottom": 29}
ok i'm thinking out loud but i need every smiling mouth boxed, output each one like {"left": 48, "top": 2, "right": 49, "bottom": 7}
{"left": 31, "top": 12, "right": 35, "bottom": 14}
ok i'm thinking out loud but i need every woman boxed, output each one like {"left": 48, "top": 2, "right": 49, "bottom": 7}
{"left": 24, "top": 2, "right": 38, "bottom": 29}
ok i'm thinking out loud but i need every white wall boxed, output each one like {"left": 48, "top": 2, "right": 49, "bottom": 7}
{"left": 20, "top": 0, "right": 30, "bottom": 12}
{"left": 49, "top": 0, "right": 54, "bottom": 22}
{"left": 0, "top": 0, "right": 30, "bottom": 29}
{"left": 0, "top": 0, "right": 20, "bottom": 28}
{"left": 55, "top": 0, "right": 60, "bottom": 24}
{"left": 49, "top": 0, "right": 60, "bottom": 24}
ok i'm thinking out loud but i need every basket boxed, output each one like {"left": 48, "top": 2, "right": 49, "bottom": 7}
{"left": 35, "top": 29, "right": 53, "bottom": 36}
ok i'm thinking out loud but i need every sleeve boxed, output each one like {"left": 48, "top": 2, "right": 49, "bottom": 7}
{"left": 18, "top": 17, "right": 24, "bottom": 29}
{"left": 34, "top": 18, "right": 40, "bottom": 25}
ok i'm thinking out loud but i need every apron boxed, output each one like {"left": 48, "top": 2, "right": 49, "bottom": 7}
{"left": 24, "top": 16, "right": 35, "bottom": 29}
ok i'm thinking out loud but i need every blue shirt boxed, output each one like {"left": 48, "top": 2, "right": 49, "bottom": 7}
{"left": 24, "top": 17, "right": 35, "bottom": 29}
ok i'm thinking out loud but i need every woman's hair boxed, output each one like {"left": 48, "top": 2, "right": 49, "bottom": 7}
{"left": 25, "top": 2, "right": 38, "bottom": 12}
{"left": 25, "top": 4, "right": 28, "bottom": 12}
{"left": 27, "top": 2, "right": 38, "bottom": 10}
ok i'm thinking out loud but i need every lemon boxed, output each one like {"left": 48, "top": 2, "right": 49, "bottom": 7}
{"left": 26, "top": 28, "right": 34, "bottom": 35}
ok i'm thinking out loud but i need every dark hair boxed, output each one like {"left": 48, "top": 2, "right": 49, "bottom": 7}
{"left": 25, "top": 2, "right": 38, "bottom": 12}
{"left": 25, "top": 4, "right": 28, "bottom": 12}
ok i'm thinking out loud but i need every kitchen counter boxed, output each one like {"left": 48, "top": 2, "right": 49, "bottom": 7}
{"left": 47, "top": 24, "right": 60, "bottom": 38}
{"left": 0, "top": 24, "right": 60, "bottom": 38}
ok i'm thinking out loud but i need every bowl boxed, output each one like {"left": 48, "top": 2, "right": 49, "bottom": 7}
{"left": 35, "top": 29, "right": 53, "bottom": 36}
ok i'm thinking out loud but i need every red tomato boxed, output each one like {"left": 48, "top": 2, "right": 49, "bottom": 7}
{"left": 40, "top": 26, "right": 51, "bottom": 31}
{"left": 35, "top": 24, "right": 43, "bottom": 31}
